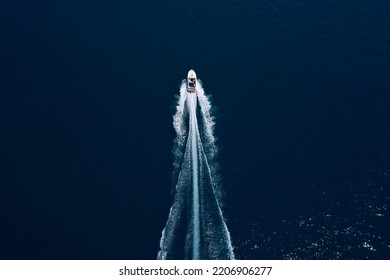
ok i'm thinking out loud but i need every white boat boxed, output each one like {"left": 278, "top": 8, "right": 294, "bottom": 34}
{"left": 187, "top": 69, "right": 197, "bottom": 93}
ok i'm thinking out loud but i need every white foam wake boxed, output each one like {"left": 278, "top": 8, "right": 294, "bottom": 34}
{"left": 158, "top": 80, "right": 234, "bottom": 260}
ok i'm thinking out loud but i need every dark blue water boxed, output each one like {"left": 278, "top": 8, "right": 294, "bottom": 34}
{"left": 1, "top": 0, "right": 389, "bottom": 259}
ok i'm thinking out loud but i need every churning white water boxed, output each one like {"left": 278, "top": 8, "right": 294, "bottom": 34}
{"left": 158, "top": 80, "right": 234, "bottom": 260}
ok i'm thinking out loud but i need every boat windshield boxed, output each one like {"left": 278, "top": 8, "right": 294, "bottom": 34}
{"left": 188, "top": 77, "right": 195, "bottom": 86}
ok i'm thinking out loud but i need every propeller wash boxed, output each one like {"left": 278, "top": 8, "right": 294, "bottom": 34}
{"left": 157, "top": 70, "right": 235, "bottom": 260}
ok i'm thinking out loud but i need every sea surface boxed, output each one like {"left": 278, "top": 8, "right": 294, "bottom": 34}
{"left": 1, "top": 0, "right": 389, "bottom": 259}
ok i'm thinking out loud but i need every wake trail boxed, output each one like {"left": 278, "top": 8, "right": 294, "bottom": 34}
{"left": 158, "top": 80, "right": 234, "bottom": 260}
{"left": 189, "top": 92, "right": 200, "bottom": 259}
